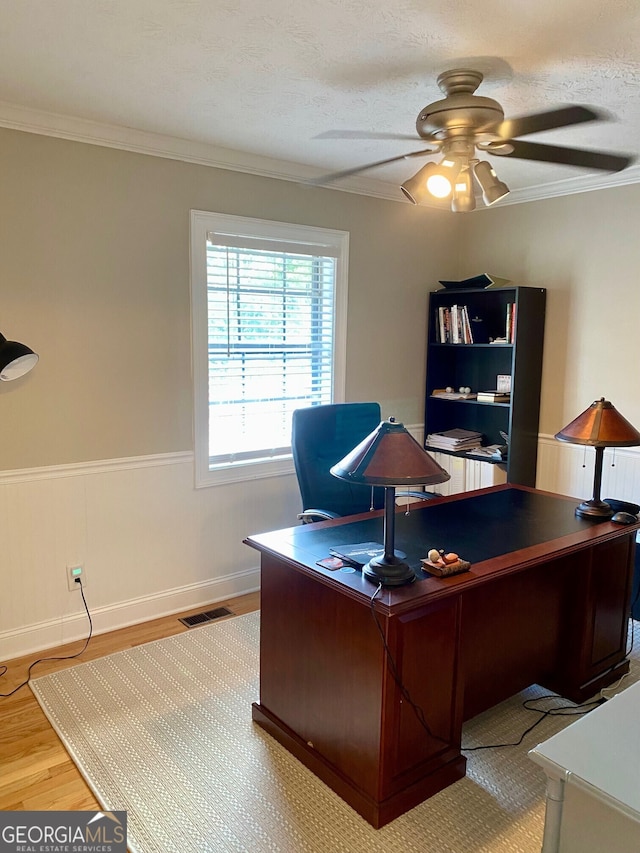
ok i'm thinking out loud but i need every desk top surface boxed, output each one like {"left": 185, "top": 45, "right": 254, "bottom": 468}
{"left": 245, "top": 485, "right": 639, "bottom": 607}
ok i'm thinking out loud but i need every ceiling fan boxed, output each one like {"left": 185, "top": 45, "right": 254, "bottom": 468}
{"left": 312, "top": 69, "right": 635, "bottom": 212}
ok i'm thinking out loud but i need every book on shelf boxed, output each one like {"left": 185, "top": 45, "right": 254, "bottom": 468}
{"left": 505, "top": 301, "right": 517, "bottom": 343}
{"left": 434, "top": 304, "right": 474, "bottom": 343}
{"left": 462, "top": 304, "right": 473, "bottom": 343}
{"left": 450, "top": 304, "right": 459, "bottom": 344}
{"left": 426, "top": 428, "right": 483, "bottom": 451}
{"left": 476, "top": 390, "right": 511, "bottom": 403}
{"left": 428, "top": 438, "right": 483, "bottom": 451}
{"left": 438, "top": 305, "right": 446, "bottom": 342}
{"left": 428, "top": 428, "right": 482, "bottom": 441}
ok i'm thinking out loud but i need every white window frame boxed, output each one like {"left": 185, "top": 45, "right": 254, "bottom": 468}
{"left": 190, "top": 210, "right": 348, "bottom": 487}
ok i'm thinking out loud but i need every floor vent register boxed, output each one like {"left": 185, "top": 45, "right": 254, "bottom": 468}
{"left": 179, "top": 607, "right": 234, "bottom": 628}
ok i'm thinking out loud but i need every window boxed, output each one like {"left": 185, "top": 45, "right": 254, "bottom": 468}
{"left": 190, "top": 211, "right": 348, "bottom": 486}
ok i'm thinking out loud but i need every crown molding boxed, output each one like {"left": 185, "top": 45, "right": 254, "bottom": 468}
{"left": 0, "top": 99, "right": 321, "bottom": 180}
{"left": 492, "top": 163, "right": 640, "bottom": 209}
{"left": 0, "top": 99, "right": 638, "bottom": 209}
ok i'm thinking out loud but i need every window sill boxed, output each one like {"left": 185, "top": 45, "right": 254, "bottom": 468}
{"left": 195, "top": 454, "right": 295, "bottom": 488}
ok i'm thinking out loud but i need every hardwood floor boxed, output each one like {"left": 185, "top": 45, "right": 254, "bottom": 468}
{"left": 0, "top": 592, "right": 260, "bottom": 811}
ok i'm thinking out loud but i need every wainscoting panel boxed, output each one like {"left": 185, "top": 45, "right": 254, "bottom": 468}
{"left": 0, "top": 452, "right": 300, "bottom": 659}
{"left": 426, "top": 453, "right": 507, "bottom": 496}
{"left": 2, "top": 433, "right": 639, "bottom": 660}
{"left": 536, "top": 435, "right": 640, "bottom": 504}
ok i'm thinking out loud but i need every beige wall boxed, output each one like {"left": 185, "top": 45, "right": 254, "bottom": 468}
{"left": 3, "top": 124, "right": 640, "bottom": 657}
{"left": 457, "top": 183, "right": 640, "bottom": 437}
{"left": 0, "top": 127, "right": 457, "bottom": 471}
{"left": 10, "top": 125, "right": 636, "bottom": 473}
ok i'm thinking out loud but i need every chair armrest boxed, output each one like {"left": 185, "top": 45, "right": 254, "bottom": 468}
{"left": 298, "top": 509, "right": 341, "bottom": 524}
{"left": 298, "top": 495, "right": 438, "bottom": 524}
{"left": 396, "top": 490, "right": 440, "bottom": 502}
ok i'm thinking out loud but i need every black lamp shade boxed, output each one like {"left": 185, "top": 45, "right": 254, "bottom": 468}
{"left": 0, "top": 334, "right": 39, "bottom": 381}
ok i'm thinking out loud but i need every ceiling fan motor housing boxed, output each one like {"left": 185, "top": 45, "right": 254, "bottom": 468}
{"left": 416, "top": 69, "right": 504, "bottom": 142}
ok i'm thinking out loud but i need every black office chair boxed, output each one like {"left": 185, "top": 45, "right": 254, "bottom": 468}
{"left": 291, "top": 402, "right": 434, "bottom": 523}
{"left": 605, "top": 498, "right": 640, "bottom": 621}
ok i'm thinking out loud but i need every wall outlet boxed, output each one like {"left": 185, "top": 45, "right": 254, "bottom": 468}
{"left": 67, "top": 564, "right": 85, "bottom": 591}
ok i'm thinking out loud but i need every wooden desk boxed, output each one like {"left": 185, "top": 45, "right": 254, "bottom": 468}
{"left": 244, "top": 485, "right": 638, "bottom": 828}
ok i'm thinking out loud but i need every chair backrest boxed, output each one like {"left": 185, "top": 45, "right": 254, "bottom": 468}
{"left": 291, "top": 402, "right": 385, "bottom": 517}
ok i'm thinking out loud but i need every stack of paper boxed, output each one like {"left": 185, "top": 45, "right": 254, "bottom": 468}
{"left": 426, "top": 428, "right": 483, "bottom": 451}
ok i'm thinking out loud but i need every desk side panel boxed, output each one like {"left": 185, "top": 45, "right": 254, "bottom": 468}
{"left": 588, "top": 535, "right": 634, "bottom": 667}
{"left": 257, "top": 554, "right": 385, "bottom": 797}
{"left": 553, "top": 534, "right": 634, "bottom": 701}
{"left": 383, "top": 598, "right": 465, "bottom": 796}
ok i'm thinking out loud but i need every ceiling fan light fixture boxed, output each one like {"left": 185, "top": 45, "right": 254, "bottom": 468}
{"left": 425, "top": 172, "right": 453, "bottom": 198}
{"left": 426, "top": 154, "right": 467, "bottom": 199}
{"left": 400, "top": 162, "right": 445, "bottom": 204}
{"left": 317, "top": 68, "right": 633, "bottom": 200}
{"left": 451, "top": 167, "right": 476, "bottom": 213}
{"left": 473, "top": 160, "right": 510, "bottom": 206}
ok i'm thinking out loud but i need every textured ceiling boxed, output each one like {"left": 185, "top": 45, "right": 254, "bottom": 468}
{"left": 1, "top": 0, "right": 640, "bottom": 205}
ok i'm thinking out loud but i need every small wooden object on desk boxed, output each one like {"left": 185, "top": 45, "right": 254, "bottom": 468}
{"left": 422, "top": 550, "right": 471, "bottom": 577}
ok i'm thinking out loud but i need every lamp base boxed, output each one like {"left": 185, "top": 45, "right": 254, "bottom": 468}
{"left": 575, "top": 499, "right": 614, "bottom": 520}
{"left": 363, "top": 555, "right": 416, "bottom": 587}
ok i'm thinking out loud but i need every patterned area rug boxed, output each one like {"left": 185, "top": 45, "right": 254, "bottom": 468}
{"left": 30, "top": 612, "right": 640, "bottom": 853}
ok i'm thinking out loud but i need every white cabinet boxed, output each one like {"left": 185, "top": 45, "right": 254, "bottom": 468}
{"left": 529, "top": 680, "right": 640, "bottom": 853}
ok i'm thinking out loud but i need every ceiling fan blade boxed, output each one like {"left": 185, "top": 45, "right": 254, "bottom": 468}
{"left": 314, "top": 130, "right": 419, "bottom": 141}
{"left": 501, "top": 140, "right": 634, "bottom": 172}
{"left": 307, "top": 148, "right": 437, "bottom": 186}
{"left": 495, "top": 106, "right": 605, "bottom": 140}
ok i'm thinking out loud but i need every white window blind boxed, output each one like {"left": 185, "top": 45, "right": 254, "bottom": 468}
{"left": 191, "top": 212, "right": 348, "bottom": 486}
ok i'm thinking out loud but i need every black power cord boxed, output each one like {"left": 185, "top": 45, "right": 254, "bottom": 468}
{"left": 463, "top": 607, "right": 640, "bottom": 753}
{"left": 0, "top": 578, "right": 93, "bottom": 698}
{"left": 369, "top": 583, "right": 448, "bottom": 747}
{"left": 369, "top": 583, "right": 634, "bottom": 754}
{"left": 462, "top": 693, "right": 606, "bottom": 752}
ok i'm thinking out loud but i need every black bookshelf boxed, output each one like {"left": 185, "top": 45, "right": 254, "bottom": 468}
{"left": 424, "top": 286, "right": 546, "bottom": 487}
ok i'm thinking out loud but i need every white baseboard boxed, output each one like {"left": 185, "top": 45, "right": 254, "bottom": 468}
{"left": 0, "top": 567, "right": 260, "bottom": 661}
